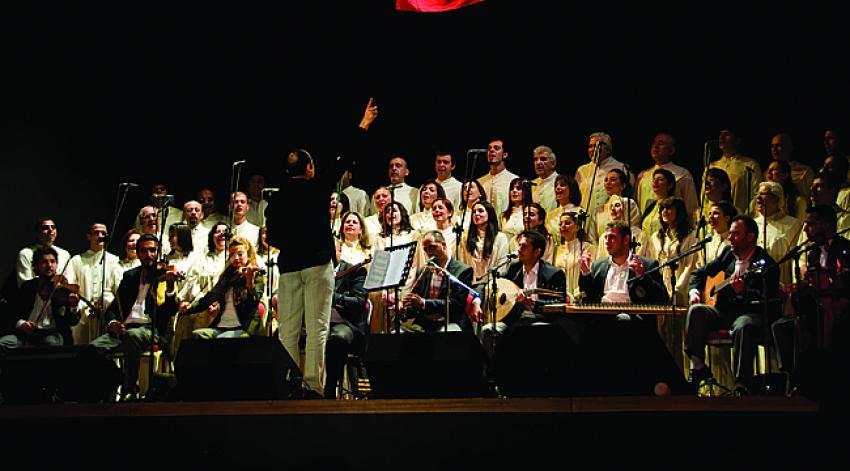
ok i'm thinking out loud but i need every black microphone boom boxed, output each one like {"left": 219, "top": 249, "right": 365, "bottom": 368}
{"left": 467, "top": 148, "right": 488, "bottom": 154}
{"left": 233, "top": 160, "right": 247, "bottom": 166}
{"left": 120, "top": 182, "right": 140, "bottom": 187}
{"left": 691, "top": 235, "right": 712, "bottom": 248}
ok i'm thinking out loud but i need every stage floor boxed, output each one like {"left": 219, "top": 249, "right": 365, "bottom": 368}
{"left": 2, "top": 395, "right": 836, "bottom": 469}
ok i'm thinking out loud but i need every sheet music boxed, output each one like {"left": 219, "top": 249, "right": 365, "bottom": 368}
{"left": 363, "top": 243, "right": 415, "bottom": 291}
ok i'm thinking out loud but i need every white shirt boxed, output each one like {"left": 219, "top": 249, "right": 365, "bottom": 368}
{"left": 523, "top": 261, "right": 540, "bottom": 301}
{"left": 126, "top": 282, "right": 152, "bottom": 325}
{"left": 478, "top": 167, "right": 519, "bottom": 218}
{"left": 602, "top": 258, "right": 631, "bottom": 304}
{"left": 575, "top": 156, "right": 636, "bottom": 213}
{"left": 246, "top": 199, "right": 268, "bottom": 227}
{"left": 436, "top": 176, "right": 463, "bottom": 211}
{"left": 66, "top": 249, "right": 121, "bottom": 312}
{"left": 374, "top": 183, "right": 418, "bottom": 216}
{"left": 342, "top": 185, "right": 371, "bottom": 217}
{"left": 532, "top": 171, "right": 559, "bottom": 213}
{"left": 232, "top": 220, "right": 261, "bottom": 250}
{"left": 189, "top": 224, "right": 210, "bottom": 255}
{"left": 635, "top": 162, "right": 700, "bottom": 218}
{"left": 16, "top": 244, "right": 71, "bottom": 287}
{"left": 25, "top": 294, "right": 56, "bottom": 330}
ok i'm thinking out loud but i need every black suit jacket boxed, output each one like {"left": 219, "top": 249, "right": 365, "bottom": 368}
{"left": 332, "top": 260, "right": 368, "bottom": 338}
{"left": 409, "top": 258, "right": 474, "bottom": 331}
{"left": 689, "top": 245, "right": 779, "bottom": 322}
{"left": 1, "top": 278, "right": 80, "bottom": 345}
{"left": 579, "top": 255, "right": 669, "bottom": 306}
{"left": 104, "top": 266, "right": 178, "bottom": 335}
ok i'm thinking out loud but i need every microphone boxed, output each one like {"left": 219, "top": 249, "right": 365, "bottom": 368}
{"left": 691, "top": 235, "right": 712, "bottom": 248}
{"left": 97, "top": 234, "right": 110, "bottom": 242}
{"left": 120, "top": 182, "right": 139, "bottom": 188}
{"left": 262, "top": 188, "right": 280, "bottom": 193}
{"left": 233, "top": 160, "right": 247, "bottom": 166}
{"left": 467, "top": 148, "right": 488, "bottom": 154}
{"left": 506, "top": 253, "right": 519, "bottom": 260}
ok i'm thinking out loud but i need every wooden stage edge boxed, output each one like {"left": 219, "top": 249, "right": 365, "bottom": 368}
{"left": 0, "top": 395, "right": 819, "bottom": 419}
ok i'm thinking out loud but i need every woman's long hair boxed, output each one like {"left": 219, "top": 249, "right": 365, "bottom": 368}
{"left": 466, "top": 201, "right": 500, "bottom": 260}
{"left": 657, "top": 196, "right": 692, "bottom": 245}
{"left": 381, "top": 202, "right": 414, "bottom": 237}
{"left": 210, "top": 236, "right": 259, "bottom": 303}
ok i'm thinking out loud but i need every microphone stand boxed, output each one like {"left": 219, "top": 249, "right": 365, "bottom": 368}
{"left": 623, "top": 163, "right": 637, "bottom": 255}
{"left": 630, "top": 239, "right": 708, "bottom": 335}
{"left": 387, "top": 184, "right": 398, "bottom": 334}
{"left": 582, "top": 142, "right": 602, "bottom": 243}
{"left": 696, "top": 141, "right": 712, "bottom": 261}
{"left": 521, "top": 180, "right": 533, "bottom": 231}
{"left": 766, "top": 226, "right": 850, "bottom": 355}
{"left": 102, "top": 183, "right": 134, "bottom": 335}
{"left": 227, "top": 159, "right": 246, "bottom": 271}
{"left": 146, "top": 202, "right": 172, "bottom": 402}
{"left": 428, "top": 259, "right": 481, "bottom": 333}
{"left": 454, "top": 149, "right": 482, "bottom": 258}
{"left": 475, "top": 255, "right": 516, "bottom": 360}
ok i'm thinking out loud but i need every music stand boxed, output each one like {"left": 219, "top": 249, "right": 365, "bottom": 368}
{"left": 363, "top": 241, "right": 417, "bottom": 333}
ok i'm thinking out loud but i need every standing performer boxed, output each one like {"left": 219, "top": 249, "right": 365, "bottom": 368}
{"left": 265, "top": 98, "right": 377, "bottom": 399}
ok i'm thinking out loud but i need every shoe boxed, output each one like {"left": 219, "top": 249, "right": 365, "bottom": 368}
{"left": 689, "top": 366, "right": 713, "bottom": 384}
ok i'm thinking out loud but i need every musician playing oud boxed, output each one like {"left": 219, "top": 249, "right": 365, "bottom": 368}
{"left": 684, "top": 215, "right": 779, "bottom": 396}
{"left": 482, "top": 230, "right": 567, "bottom": 351}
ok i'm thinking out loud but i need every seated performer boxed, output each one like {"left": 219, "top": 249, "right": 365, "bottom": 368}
{"left": 501, "top": 229, "right": 568, "bottom": 328}
{"left": 325, "top": 255, "right": 369, "bottom": 399}
{"left": 401, "top": 230, "right": 474, "bottom": 333}
{"left": 576, "top": 220, "right": 685, "bottom": 395}
{"left": 89, "top": 234, "right": 181, "bottom": 401}
{"left": 178, "top": 236, "right": 265, "bottom": 339}
{"left": 772, "top": 205, "right": 850, "bottom": 399}
{"left": 685, "top": 215, "right": 780, "bottom": 395}
{"left": 579, "top": 221, "right": 668, "bottom": 319}
{"left": 1, "top": 247, "right": 81, "bottom": 349}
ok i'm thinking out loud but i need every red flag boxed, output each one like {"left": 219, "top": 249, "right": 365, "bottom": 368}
{"left": 396, "top": 0, "right": 484, "bottom": 13}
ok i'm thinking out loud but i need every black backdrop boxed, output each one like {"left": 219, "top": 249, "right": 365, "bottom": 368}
{"left": 2, "top": 1, "right": 848, "bottom": 277}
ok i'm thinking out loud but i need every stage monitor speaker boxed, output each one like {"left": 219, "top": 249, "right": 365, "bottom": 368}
{"left": 175, "top": 337, "right": 302, "bottom": 401}
{"left": 364, "top": 332, "right": 491, "bottom": 399}
{"left": 0, "top": 346, "right": 121, "bottom": 404}
{"left": 495, "top": 322, "right": 690, "bottom": 397}
{"left": 494, "top": 323, "right": 578, "bottom": 397}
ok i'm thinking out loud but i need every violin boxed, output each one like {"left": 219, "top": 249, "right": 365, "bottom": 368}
{"left": 151, "top": 261, "right": 186, "bottom": 282}
{"left": 42, "top": 274, "right": 100, "bottom": 314}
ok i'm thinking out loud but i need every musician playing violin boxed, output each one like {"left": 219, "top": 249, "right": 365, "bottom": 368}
{"left": 685, "top": 215, "right": 779, "bottom": 395}
{"left": 89, "top": 234, "right": 181, "bottom": 401}
{"left": 1, "top": 247, "right": 81, "bottom": 349}
{"left": 178, "top": 236, "right": 265, "bottom": 339}
{"left": 772, "top": 205, "right": 850, "bottom": 398}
